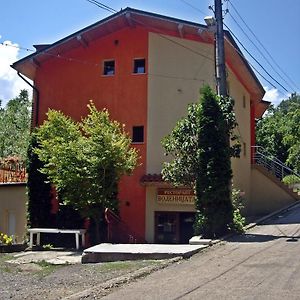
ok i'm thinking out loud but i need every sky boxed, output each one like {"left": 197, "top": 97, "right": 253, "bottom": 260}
{"left": 1, "top": 0, "right": 299, "bottom": 107}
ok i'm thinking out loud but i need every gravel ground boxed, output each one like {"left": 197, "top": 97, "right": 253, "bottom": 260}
{"left": 0, "top": 251, "right": 173, "bottom": 299}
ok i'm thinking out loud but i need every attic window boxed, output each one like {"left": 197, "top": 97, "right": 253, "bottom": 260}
{"left": 133, "top": 59, "right": 146, "bottom": 74}
{"left": 103, "top": 60, "right": 115, "bottom": 76}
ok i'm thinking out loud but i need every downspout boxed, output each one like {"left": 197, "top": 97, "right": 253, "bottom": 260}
{"left": 17, "top": 72, "right": 39, "bottom": 129}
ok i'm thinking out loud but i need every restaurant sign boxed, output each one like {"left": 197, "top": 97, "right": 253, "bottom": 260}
{"left": 157, "top": 188, "right": 195, "bottom": 205}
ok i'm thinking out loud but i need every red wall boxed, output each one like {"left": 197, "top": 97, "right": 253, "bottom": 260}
{"left": 35, "top": 26, "right": 148, "bottom": 239}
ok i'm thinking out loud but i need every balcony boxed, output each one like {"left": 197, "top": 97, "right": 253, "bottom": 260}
{"left": 0, "top": 157, "right": 27, "bottom": 184}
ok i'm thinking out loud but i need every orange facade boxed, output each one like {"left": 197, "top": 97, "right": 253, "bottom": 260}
{"left": 13, "top": 8, "right": 267, "bottom": 242}
{"left": 35, "top": 26, "right": 148, "bottom": 239}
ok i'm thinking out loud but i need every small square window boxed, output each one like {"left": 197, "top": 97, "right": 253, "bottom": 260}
{"left": 132, "top": 126, "right": 144, "bottom": 143}
{"left": 133, "top": 59, "right": 146, "bottom": 74}
{"left": 103, "top": 60, "right": 115, "bottom": 75}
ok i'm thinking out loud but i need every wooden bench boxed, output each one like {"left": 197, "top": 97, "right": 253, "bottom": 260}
{"left": 28, "top": 228, "right": 86, "bottom": 250}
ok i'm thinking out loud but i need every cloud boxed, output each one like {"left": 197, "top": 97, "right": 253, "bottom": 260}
{"left": 0, "top": 40, "right": 32, "bottom": 107}
{"left": 263, "top": 86, "right": 286, "bottom": 106}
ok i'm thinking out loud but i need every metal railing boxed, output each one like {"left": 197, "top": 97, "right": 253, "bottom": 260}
{"left": 252, "top": 146, "right": 300, "bottom": 181}
{"left": 104, "top": 208, "right": 146, "bottom": 244}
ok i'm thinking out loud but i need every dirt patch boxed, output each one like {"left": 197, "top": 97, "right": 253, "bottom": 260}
{"left": 0, "top": 252, "right": 174, "bottom": 299}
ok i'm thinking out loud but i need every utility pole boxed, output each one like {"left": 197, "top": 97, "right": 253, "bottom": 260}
{"left": 214, "top": 0, "right": 227, "bottom": 97}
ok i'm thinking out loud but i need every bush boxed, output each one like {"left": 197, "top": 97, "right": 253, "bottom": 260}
{"left": 282, "top": 174, "right": 300, "bottom": 185}
{"left": 0, "top": 233, "right": 13, "bottom": 245}
{"left": 230, "top": 188, "right": 246, "bottom": 233}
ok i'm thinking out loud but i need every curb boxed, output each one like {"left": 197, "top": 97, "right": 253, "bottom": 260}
{"left": 244, "top": 200, "right": 300, "bottom": 231}
{"left": 63, "top": 257, "right": 183, "bottom": 299}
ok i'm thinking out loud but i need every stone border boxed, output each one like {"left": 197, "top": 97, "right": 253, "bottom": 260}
{"left": 63, "top": 257, "right": 182, "bottom": 299}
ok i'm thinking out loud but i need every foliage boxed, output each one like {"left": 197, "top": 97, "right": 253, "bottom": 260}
{"left": 256, "top": 93, "right": 300, "bottom": 171}
{"left": 163, "top": 86, "right": 241, "bottom": 238}
{"left": 162, "top": 87, "right": 240, "bottom": 187}
{"left": 230, "top": 188, "right": 246, "bottom": 233}
{"left": 0, "top": 233, "right": 13, "bottom": 245}
{"left": 0, "top": 90, "right": 31, "bottom": 160}
{"left": 34, "top": 102, "right": 138, "bottom": 242}
{"left": 26, "top": 133, "right": 53, "bottom": 229}
{"left": 42, "top": 244, "right": 54, "bottom": 250}
{"left": 282, "top": 174, "right": 300, "bottom": 185}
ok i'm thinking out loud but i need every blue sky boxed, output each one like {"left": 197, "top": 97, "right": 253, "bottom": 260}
{"left": 1, "top": 0, "right": 299, "bottom": 106}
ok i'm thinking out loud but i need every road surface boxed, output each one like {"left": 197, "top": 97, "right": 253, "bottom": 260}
{"left": 103, "top": 204, "right": 300, "bottom": 299}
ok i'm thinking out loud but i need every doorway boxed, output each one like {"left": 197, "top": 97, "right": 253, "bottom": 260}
{"left": 155, "top": 211, "right": 195, "bottom": 244}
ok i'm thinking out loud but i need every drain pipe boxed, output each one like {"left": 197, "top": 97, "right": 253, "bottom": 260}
{"left": 17, "top": 71, "right": 39, "bottom": 129}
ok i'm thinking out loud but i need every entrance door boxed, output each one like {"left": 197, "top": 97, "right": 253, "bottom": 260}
{"left": 155, "top": 212, "right": 179, "bottom": 244}
{"left": 179, "top": 212, "right": 195, "bottom": 243}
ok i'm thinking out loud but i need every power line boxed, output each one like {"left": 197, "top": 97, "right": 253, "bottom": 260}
{"left": 228, "top": 12, "right": 296, "bottom": 92}
{"left": 1, "top": 40, "right": 211, "bottom": 82}
{"left": 179, "top": 0, "right": 207, "bottom": 16}
{"left": 179, "top": 0, "right": 294, "bottom": 95}
{"left": 0, "top": 42, "right": 35, "bottom": 53}
{"left": 223, "top": 35, "right": 286, "bottom": 96}
{"left": 228, "top": 0, "right": 299, "bottom": 91}
{"left": 85, "top": 0, "right": 117, "bottom": 13}
{"left": 223, "top": 23, "right": 289, "bottom": 94}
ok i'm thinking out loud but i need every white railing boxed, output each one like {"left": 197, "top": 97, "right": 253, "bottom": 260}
{"left": 252, "top": 146, "right": 300, "bottom": 181}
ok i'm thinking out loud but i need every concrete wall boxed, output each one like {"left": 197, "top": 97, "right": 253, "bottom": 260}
{"left": 0, "top": 183, "right": 27, "bottom": 243}
{"left": 146, "top": 33, "right": 254, "bottom": 240}
{"left": 228, "top": 70, "right": 252, "bottom": 205}
{"left": 249, "top": 167, "right": 297, "bottom": 216}
{"left": 147, "top": 32, "right": 215, "bottom": 174}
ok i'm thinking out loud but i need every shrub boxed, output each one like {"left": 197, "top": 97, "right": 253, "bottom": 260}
{"left": 230, "top": 188, "right": 246, "bottom": 233}
{"left": 0, "top": 233, "right": 13, "bottom": 245}
{"left": 282, "top": 174, "right": 300, "bottom": 185}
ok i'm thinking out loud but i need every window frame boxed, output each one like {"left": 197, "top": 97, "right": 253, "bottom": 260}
{"left": 132, "top": 126, "right": 144, "bottom": 144}
{"left": 103, "top": 59, "right": 115, "bottom": 76}
{"left": 132, "top": 58, "right": 146, "bottom": 75}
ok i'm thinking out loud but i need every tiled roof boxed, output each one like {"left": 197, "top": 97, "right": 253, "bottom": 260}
{"left": 140, "top": 173, "right": 164, "bottom": 183}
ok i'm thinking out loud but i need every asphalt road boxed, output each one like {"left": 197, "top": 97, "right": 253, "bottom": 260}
{"left": 103, "top": 203, "right": 300, "bottom": 300}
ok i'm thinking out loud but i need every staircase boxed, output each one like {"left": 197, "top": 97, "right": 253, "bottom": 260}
{"left": 252, "top": 146, "right": 300, "bottom": 198}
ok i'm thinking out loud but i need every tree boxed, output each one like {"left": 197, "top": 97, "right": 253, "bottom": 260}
{"left": 0, "top": 90, "right": 31, "bottom": 159}
{"left": 256, "top": 93, "right": 300, "bottom": 172}
{"left": 34, "top": 102, "right": 138, "bottom": 242}
{"left": 162, "top": 86, "right": 241, "bottom": 237}
{"left": 27, "top": 133, "right": 53, "bottom": 229}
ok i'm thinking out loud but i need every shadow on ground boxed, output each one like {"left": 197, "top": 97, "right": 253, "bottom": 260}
{"left": 226, "top": 233, "right": 300, "bottom": 243}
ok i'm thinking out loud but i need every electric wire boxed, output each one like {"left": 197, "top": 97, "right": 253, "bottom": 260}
{"left": 223, "top": 23, "right": 289, "bottom": 94}
{"left": 179, "top": 0, "right": 207, "bottom": 16}
{"left": 1, "top": 42, "right": 209, "bottom": 82}
{"left": 85, "top": 0, "right": 117, "bottom": 13}
{"left": 228, "top": 12, "right": 296, "bottom": 92}
{"left": 223, "top": 35, "right": 286, "bottom": 96}
{"left": 228, "top": 0, "right": 299, "bottom": 91}
{"left": 179, "top": 0, "right": 293, "bottom": 95}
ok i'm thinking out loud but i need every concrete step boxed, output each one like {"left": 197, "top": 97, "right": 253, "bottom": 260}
{"left": 82, "top": 243, "right": 208, "bottom": 263}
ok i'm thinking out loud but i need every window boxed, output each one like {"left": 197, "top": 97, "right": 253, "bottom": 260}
{"left": 103, "top": 60, "right": 115, "bottom": 75}
{"left": 132, "top": 126, "right": 144, "bottom": 143}
{"left": 133, "top": 58, "right": 146, "bottom": 74}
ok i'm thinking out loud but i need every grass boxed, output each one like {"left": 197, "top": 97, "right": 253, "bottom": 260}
{"left": 35, "top": 260, "right": 63, "bottom": 277}
{"left": 0, "top": 253, "right": 15, "bottom": 273}
{"left": 100, "top": 260, "right": 162, "bottom": 272}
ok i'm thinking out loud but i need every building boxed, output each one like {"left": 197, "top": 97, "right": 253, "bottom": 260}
{"left": 0, "top": 158, "right": 27, "bottom": 243}
{"left": 12, "top": 8, "right": 299, "bottom": 244}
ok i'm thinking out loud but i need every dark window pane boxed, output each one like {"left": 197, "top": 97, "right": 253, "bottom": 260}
{"left": 132, "top": 126, "right": 144, "bottom": 143}
{"left": 103, "top": 60, "right": 115, "bottom": 75}
{"left": 133, "top": 59, "right": 145, "bottom": 74}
